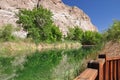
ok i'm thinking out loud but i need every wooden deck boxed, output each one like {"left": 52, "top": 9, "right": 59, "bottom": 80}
{"left": 74, "top": 54, "right": 120, "bottom": 80}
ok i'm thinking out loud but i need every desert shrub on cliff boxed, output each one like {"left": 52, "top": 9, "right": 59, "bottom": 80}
{"left": 17, "top": 6, "right": 62, "bottom": 43}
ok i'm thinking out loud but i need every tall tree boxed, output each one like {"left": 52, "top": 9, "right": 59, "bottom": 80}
{"left": 17, "top": 6, "right": 62, "bottom": 43}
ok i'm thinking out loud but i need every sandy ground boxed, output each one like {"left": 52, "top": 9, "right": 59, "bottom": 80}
{"left": 100, "top": 41, "right": 120, "bottom": 57}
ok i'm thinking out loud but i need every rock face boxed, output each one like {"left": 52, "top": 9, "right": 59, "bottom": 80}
{"left": 0, "top": 0, "right": 97, "bottom": 35}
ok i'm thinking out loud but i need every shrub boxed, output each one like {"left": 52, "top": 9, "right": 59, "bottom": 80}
{"left": 0, "top": 24, "right": 15, "bottom": 41}
{"left": 103, "top": 20, "right": 120, "bottom": 41}
{"left": 67, "top": 27, "right": 102, "bottom": 45}
{"left": 66, "top": 27, "right": 75, "bottom": 40}
{"left": 17, "top": 6, "right": 62, "bottom": 43}
{"left": 67, "top": 27, "right": 83, "bottom": 41}
{"left": 73, "top": 27, "right": 83, "bottom": 41}
{"left": 50, "top": 25, "right": 62, "bottom": 42}
{"left": 81, "top": 31, "right": 102, "bottom": 45}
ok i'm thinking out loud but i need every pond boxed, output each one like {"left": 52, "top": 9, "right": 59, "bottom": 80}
{"left": 0, "top": 46, "right": 101, "bottom": 80}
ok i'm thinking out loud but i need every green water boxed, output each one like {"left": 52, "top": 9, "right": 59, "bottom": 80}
{"left": 0, "top": 46, "right": 101, "bottom": 80}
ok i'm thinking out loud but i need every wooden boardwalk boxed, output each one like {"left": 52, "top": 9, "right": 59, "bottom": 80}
{"left": 74, "top": 54, "right": 120, "bottom": 80}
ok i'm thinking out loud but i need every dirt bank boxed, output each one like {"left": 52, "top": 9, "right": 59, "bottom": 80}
{"left": 100, "top": 41, "right": 120, "bottom": 57}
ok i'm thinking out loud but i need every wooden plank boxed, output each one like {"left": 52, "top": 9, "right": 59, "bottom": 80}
{"left": 97, "top": 59, "right": 105, "bottom": 80}
{"left": 113, "top": 60, "right": 117, "bottom": 80}
{"left": 87, "top": 60, "right": 99, "bottom": 80}
{"left": 74, "top": 54, "right": 120, "bottom": 80}
{"left": 106, "top": 55, "right": 120, "bottom": 61}
{"left": 87, "top": 59, "right": 105, "bottom": 80}
{"left": 74, "top": 68, "right": 98, "bottom": 80}
{"left": 105, "top": 61, "right": 109, "bottom": 80}
{"left": 99, "top": 59, "right": 105, "bottom": 80}
{"left": 109, "top": 61, "right": 113, "bottom": 80}
{"left": 116, "top": 60, "right": 118, "bottom": 80}
{"left": 118, "top": 60, "right": 120, "bottom": 80}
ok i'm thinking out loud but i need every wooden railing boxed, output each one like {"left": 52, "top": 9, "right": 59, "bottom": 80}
{"left": 74, "top": 54, "right": 120, "bottom": 80}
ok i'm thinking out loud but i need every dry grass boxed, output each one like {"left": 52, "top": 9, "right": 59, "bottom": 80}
{"left": 0, "top": 42, "right": 36, "bottom": 57}
{"left": 0, "top": 41, "right": 81, "bottom": 57}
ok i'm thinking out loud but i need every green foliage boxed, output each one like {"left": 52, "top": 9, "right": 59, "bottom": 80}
{"left": 67, "top": 27, "right": 83, "bottom": 41}
{"left": 50, "top": 25, "right": 62, "bottom": 42}
{"left": 0, "top": 24, "right": 15, "bottom": 41}
{"left": 17, "top": 6, "right": 62, "bottom": 43}
{"left": 103, "top": 20, "right": 120, "bottom": 41}
{"left": 81, "top": 31, "right": 102, "bottom": 45}
{"left": 73, "top": 27, "right": 83, "bottom": 40}
{"left": 66, "top": 28, "right": 74, "bottom": 40}
{"left": 67, "top": 27, "right": 102, "bottom": 45}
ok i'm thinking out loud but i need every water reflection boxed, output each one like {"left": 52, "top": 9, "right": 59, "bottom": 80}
{"left": 0, "top": 45, "right": 100, "bottom": 80}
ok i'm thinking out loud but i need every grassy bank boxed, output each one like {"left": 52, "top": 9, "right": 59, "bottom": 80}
{"left": 0, "top": 41, "right": 81, "bottom": 57}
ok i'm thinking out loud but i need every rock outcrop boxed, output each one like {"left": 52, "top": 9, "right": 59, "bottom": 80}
{"left": 0, "top": 0, "right": 97, "bottom": 35}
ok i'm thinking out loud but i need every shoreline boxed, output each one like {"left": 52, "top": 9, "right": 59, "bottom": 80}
{"left": 0, "top": 41, "right": 81, "bottom": 57}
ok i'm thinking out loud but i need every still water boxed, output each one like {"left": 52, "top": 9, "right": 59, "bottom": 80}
{"left": 0, "top": 46, "right": 100, "bottom": 80}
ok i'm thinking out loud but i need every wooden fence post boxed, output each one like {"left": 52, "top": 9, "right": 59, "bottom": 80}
{"left": 74, "top": 54, "right": 120, "bottom": 80}
{"left": 88, "top": 59, "right": 105, "bottom": 80}
{"left": 118, "top": 60, "right": 120, "bottom": 80}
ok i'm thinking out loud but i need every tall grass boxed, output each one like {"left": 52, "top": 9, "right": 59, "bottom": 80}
{"left": 0, "top": 41, "right": 81, "bottom": 57}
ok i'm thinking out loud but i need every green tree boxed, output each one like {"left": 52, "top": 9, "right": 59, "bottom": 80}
{"left": 104, "top": 20, "right": 120, "bottom": 41}
{"left": 67, "top": 27, "right": 75, "bottom": 40}
{"left": 81, "top": 31, "right": 102, "bottom": 45}
{"left": 17, "top": 6, "right": 62, "bottom": 43}
{"left": 67, "top": 27, "right": 83, "bottom": 41}
{"left": 67, "top": 27, "right": 102, "bottom": 45}
{"left": 50, "top": 25, "right": 62, "bottom": 42}
{"left": 73, "top": 27, "right": 83, "bottom": 41}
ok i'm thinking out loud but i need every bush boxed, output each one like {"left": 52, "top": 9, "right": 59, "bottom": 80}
{"left": 50, "top": 25, "right": 62, "bottom": 42}
{"left": 67, "top": 27, "right": 83, "bottom": 41}
{"left": 66, "top": 27, "right": 74, "bottom": 40}
{"left": 0, "top": 24, "right": 15, "bottom": 41}
{"left": 81, "top": 31, "right": 102, "bottom": 45}
{"left": 103, "top": 20, "right": 120, "bottom": 41}
{"left": 66, "top": 27, "right": 102, "bottom": 45}
{"left": 17, "top": 6, "right": 62, "bottom": 43}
